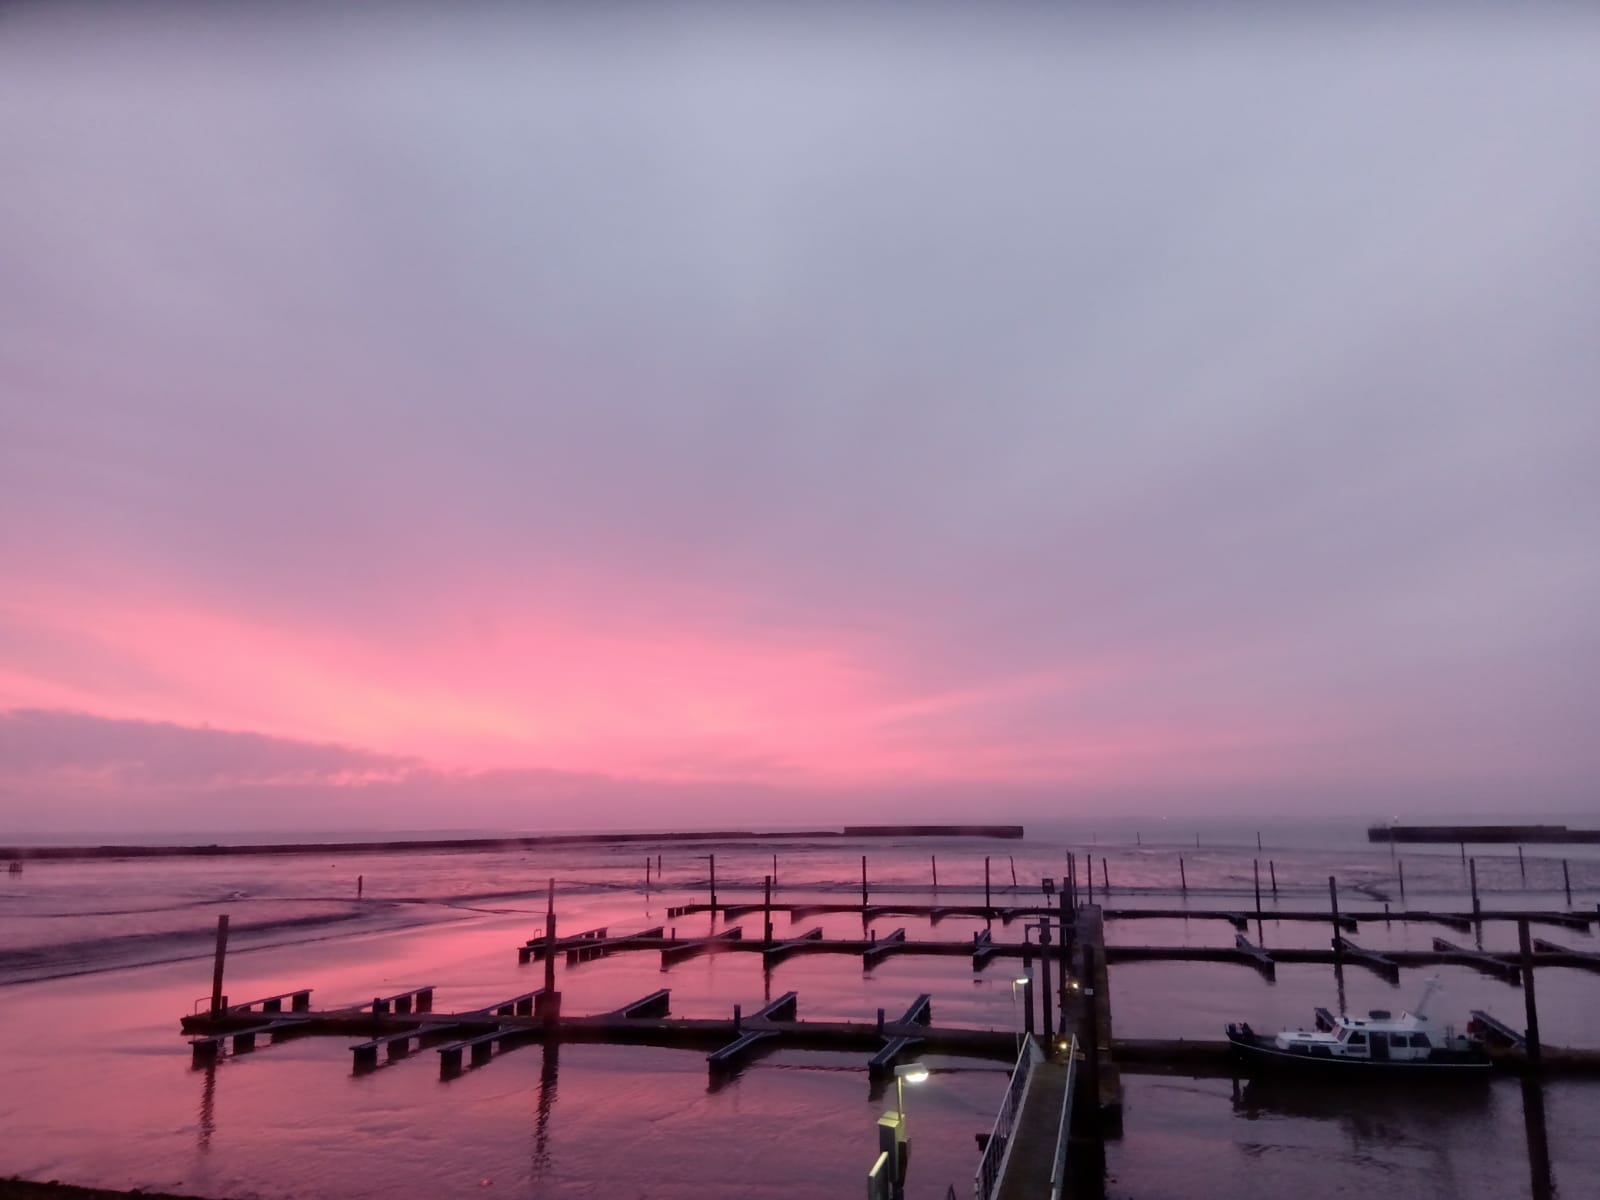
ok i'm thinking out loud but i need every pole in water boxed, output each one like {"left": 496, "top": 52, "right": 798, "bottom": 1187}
{"left": 1257, "top": 830, "right": 1262, "bottom": 851}
{"left": 984, "top": 856, "right": 992, "bottom": 916}
{"left": 1470, "top": 857, "right": 1481, "bottom": 921}
{"left": 709, "top": 853, "right": 717, "bottom": 911}
{"left": 931, "top": 854, "right": 938, "bottom": 891}
{"left": 1327, "top": 876, "right": 1342, "bottom": 954}
{"left": 209, "top": 914, "right": 230, "bottom": 1017}
{"left": 763, "top": 875, "right": 773, "bottom": 947}
{"left": 357, "top": 874, "right": 363, "bottom": 898}
{"left": 1518, "top": 918, "right": 1542, "bottom": 1065}
{"left": 1563, "top": 859, "right": 1572, "bottom": 908}
{"left": 1010, "top": 856, "right": 1018, "bottom": 889}
{"left": 772, "top": 853, "right": 778, "bottom": 889}
{"left": 1086, "top": 853, "right": 1094, "bottom": 906}
{"left": 1179, "top": 856, "right": 1187, "bottom": 896}
{"left": 1460, "top": 841, "right": 1467, "bottom": 865}
{"left": 861, "top": 855, "right": 868, "bottom": 908}
{"left": 543, "top": 879, "right": 558, "bottom": 1010}
{"left": 1269, "top": 859, "right": 1277, "bottom": 897}
{"left": 1038, "top": 918, "right": 1053, "bottom": 1041}
{"left": 1253, "top": 859, "right": 1262, "bottom": 916}
{"left": 1100, "top": 856, "right": 1109, "bottom": 894}
{"left": 1136, "top": 831, "right": 1141, "bottom": 846}
{"left": 1398, "top": 858, "right": 1406, "bottom": 902}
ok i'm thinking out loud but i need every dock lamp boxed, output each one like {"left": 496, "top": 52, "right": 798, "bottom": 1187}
{"left": 894, "top": 1061, "right": 929, "bottom": 1132}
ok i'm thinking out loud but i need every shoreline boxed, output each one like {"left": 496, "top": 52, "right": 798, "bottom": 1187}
{"left": 2, "top": 1181, "right": 208, "bottom": 1200}
{"left": 2, "top": 825, "right": 1025, "bottom": 863}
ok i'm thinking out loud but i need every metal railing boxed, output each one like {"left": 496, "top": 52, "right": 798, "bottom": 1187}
{"left": 974, "top": 1037, "right": 1041, "bottom": 1200}
{"left": 1048, "top": 1036, "right": 1081, "bottom": 1200}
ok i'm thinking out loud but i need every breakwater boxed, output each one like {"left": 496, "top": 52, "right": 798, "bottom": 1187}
{"left": 1368, "top": 824, "right": 1600, "bottom": 844}
{"left": 1, "top": 824, "right": 1026, "bottom": 862}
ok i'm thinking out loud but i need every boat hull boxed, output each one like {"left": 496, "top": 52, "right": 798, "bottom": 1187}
{"left": 1225, "top": 1024, "right": 1491, "bottom": 1080}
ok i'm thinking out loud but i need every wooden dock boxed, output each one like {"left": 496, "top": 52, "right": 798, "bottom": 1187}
{"left": 180, "top": 988, "right": 1016, "bottom": 1084}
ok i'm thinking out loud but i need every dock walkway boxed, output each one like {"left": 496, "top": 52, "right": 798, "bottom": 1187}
{"left": 993, "top": 1060, "right": 1069, "bottom": 1200}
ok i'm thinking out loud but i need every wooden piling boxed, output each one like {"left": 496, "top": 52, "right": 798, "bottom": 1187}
{"left": 1253, "top": 860, "right": 1262, "bottom": 916}
{"left": 772, "top": 853, "right": 778, "bottom": 889}
{"left": 861, "top": 856, "right": 869, "bottom": 908}
{"left": 1398, "top": 858, "right": 1406, "bottom": 902}
{"left": 763, "top": 875, "right": 773, "bottom": 948}
{"left": 645, "top": 859, "right": 651, "bottom": 888}
{"left": 984, "top": 857, "right": 992, "bottom": 916}
{"left": 1101, "top": 857, "right": 1109, "bottom": 894}
{"left": 1179, "top": 857, "right": 1187, "bottom": 896}
{"left": 1038, "top": 918, "right": 1053, "bottom": 1041}
{"left": 1519, "top": 845, "right": 1527, "bottom": 887}
{"left": 209, "top": 915, "right": 230, "bottom": 1016}
{"left": 1470, "top": 858, "right": 1481, "bottom": 921}
{"left": 1327, "top": 877, "right": 1341, "bottom": 956}
{"left": 1518, "top": 918, "right": 1542, "bottom": 1065}
{"left": 1256, "top": 831, "right": 1262, "bottom": 851}
{"left": 542, "top": 880, "right": 558, "bottom": 1006}
{"left": 357, "top": 875, "right": 363, "bottom": 898}
{"left": 931, "top": 854, "right": 938, "bottom": 891}
{"left": 1086, "top": 853, "right": 1094, "bottom": 905}
{"left": 1269, "top": 860, "right": 1277, "bottom": 897}
{"left": 709, "top": 854, "right": 717, "bottom": 911}
{"left": 1010, "top": 856, "right": 1018, "bottom": 889}
{"left": 1563, "top": 860, "right": 1572, "bottom": 908}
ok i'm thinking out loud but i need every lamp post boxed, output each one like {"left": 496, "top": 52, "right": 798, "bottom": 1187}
{"left": 1023, "top": 920, "right": 1053, "bottom": 1039}
{"left": 894, "top": 1061, "right": 929, "bottom": 1135}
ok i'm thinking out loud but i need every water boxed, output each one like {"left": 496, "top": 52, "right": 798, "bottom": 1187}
{"left": 1, "top": 823, "right": 1596, "bottom": 1197}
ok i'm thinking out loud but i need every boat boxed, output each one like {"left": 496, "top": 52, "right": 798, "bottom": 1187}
{"left": 1225, "top": 978, "right": 1490, "bottom": 1078}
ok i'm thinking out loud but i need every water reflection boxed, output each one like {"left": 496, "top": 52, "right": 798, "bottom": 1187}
{"left": 1521, "top": 1078, "right": 1558, "bottom": 1200}
{"left": 532, "top": 1041, "right": 559, "bottom": 1175}
{"left": 196, "top": 1060, "right": 217, "bottom": 1153}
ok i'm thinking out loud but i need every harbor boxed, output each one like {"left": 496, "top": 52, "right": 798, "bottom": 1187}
{"left": 2, "top": 825, "right": 1597, "bottom": 1198}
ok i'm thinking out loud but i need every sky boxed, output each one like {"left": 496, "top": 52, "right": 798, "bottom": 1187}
{"left": 3, "top": 3, "right": 1599, "bottom": 834}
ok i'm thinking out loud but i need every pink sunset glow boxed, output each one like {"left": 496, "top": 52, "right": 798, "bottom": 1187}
{"left": 3, "top": 3, "right": 1599, "bottom": 833}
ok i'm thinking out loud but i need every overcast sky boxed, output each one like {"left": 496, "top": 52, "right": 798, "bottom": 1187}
{"left": 3, "top": 3, "right": 1598, "bottom": 833}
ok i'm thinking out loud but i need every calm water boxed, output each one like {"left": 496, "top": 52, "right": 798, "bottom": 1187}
{"left": 1, "top": 822, "right": 1596, "bottom": 1197}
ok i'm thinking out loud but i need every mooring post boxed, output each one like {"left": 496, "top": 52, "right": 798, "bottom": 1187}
{"left": 1010, "top": 856, "right": 1018, "bottom": 889}
{"left": 709, "top": 853, "right": 717, "bottom": 911}
{"left": 1086, "top": 853, "right": 1094, "bottom": 906}
{"left": 733, "top": 1003, "right": 741, "bottom": 1032}
{"left": 1268, "top": 859, "right": 1277, "bottom": 897}
{"left": 876, "top": 1007, "right": 885, "bottom": 1036}
{"left": 1084, "top": 941, "right": 1102, "bottom": 1152}
{"left": 763, "top": 875, "right": 773, "bottom": 947}
{"left": 1470, "top": 858, "right": 1481, "bottom": 921}
{"left": 1563, "top": 859, "right": 1572, "bottom": 908}
{"left": 209, "top": 914, "right": 230, "bottom": 1017}
{"left": 1179, "top": 856, "right": 1187, "bottom": 896}
{"left": 931, "top": 854, "right": 938, "bottom": 891}
{"left": 1038, "top": 919, "right": 1053, "bottom": 1041}
{"left": 1257, "top": 830, "right": 1262, "bottom": 851}
{"left": 357, "top": 874, "right": 363, "bottom": 898}
{"left": 772, "top": 853, "right": 778, "bottom": 889}
{"left": 657, "top": 853, "right": 662, "bottom": 876}
{"left": 1519, "top": 845, "right": 1527, "bottom": 887}
{"left": 1253, "top": 859, "right": 1262, "bottom": 917}
{"left": 542, "top": 879, "right": 559, "bottom": 1020}
{"left": 1397, "top": 858, "right": 1406, "bottom": 902}
{"left": 861, "top": 855, "right": 869, "bottom": 909}
{"left": 1066, "top": 852, "right": 1075, "bottom": 908}
{"left": 1058, "top": 888, "right": 1071, "bottom": 1018}
{"left": 1100, "top": 857, "right": 1108, "bottom": 894}
{"left": 645, "top": 858, "right": 651, "bottom": 888}
{"left": 1519, "top": 918, "right": 1542, "bottom": 1065}
{"left": 984, "top": 857, "right": 992, "bottom": 917}
{"left": 1327, "top": 876, "right": 1341, "bottom": 955}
